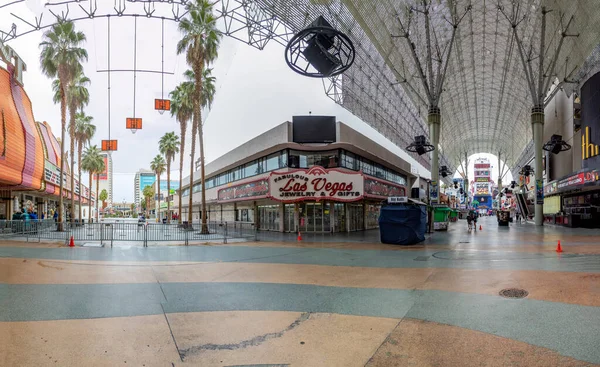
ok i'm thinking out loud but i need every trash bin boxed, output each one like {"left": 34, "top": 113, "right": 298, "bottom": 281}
{"left": 379, "top": 198, "right": 427, "bottom": 245}
{"left": 497, "top": 210, "right": 510, "bottom": 226}
{"left": 432, "top": 206, "right": 451, "bottom": 231}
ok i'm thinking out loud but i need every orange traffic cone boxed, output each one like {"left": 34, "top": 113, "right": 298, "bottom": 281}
{"left": 297, "top": 231, "right": 302, "bottom": 241}
{"left": 69, "top": 236, "right": 75, "bottom": 247}
{"left": 479, "top": 225, "right": 482, "bottom": 231}
{"left": 556, "top": 240, "right": 563, "bottom": 253}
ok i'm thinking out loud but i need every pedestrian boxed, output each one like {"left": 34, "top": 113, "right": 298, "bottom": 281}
{"left": 471, "top": 209, "right": 478, "bottom": 230}
{"left": 467, "top": 214, "right": 473, "bottom": 231}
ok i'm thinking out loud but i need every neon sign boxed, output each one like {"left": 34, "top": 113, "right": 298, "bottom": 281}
{"left": 582, "top": 127, "right": 599, "bottom": 160}
{"left": 0, "top": 41, "right": 27, "bottom": 86}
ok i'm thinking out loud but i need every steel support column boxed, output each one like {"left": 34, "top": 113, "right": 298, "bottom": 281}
{"left": 464, "top": 151, "right": 469, "bottom": 202}
{"left": 428, "top": 106, "right": 441, "bottom": 184}
{"left": 532, "top": 106, "right": 544, "bottom": 226}
{"left": 497, "top": 151, "right": 503, "bottom": 207}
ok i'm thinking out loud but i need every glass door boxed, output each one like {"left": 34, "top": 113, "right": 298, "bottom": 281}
{"left": 284, "top": 204, "right": 295, "bottom": 232}
{"left": 323, "top": 203, "right": 331, "bottom": 232}
{"left": 334, "top": 203, "right": 345, "bottom": 232}
{"left": 348, "top": 204, "right": 364, "bottom": 231}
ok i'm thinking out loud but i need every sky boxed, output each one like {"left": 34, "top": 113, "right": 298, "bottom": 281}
{"left": 3, "top": 1, "right": 455, "bottom": 202}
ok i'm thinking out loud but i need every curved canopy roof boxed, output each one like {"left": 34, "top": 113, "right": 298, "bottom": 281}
{"left": 251, "top": 0, "right": 600, "bottom": 173}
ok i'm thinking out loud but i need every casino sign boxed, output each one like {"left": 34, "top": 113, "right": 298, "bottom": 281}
{"left": 269, "top": 166, "right": 364, "bottom": 202}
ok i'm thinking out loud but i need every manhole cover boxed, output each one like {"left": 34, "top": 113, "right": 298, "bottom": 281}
{"left": 499, "top": 288, "right": 528, "bottom": 299}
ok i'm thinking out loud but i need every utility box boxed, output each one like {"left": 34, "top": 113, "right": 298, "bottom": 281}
{"left": 379, "top": 197, "right": 427, "bottom": 245}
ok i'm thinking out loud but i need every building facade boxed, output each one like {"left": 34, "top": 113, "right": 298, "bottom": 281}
{"left": 175, "top": 117, "right": 416, "bottom": 232}
{"left": 541, "top": 69, "right": 600, "bottom": 227}
{"left": 134, "top": 169, "right": 156, "bottom": 211}
{"left": 96, "top": 152, "right": 113, "bottom": 207}
{"left": 0, "top": 46, "right": 95, "bottom": 220}
{"left": 471, "top": 158, "right": 493, "bottom": 209}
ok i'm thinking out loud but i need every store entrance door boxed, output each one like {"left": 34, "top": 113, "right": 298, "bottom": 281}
{"left": 348, "top": 204, "right": 364, "bottom": 231}
{"left": 298, "top": 202, "right": 331, "bottom": 233}
{"left": 258, "top": 205, "right": 280, "bottom": 231}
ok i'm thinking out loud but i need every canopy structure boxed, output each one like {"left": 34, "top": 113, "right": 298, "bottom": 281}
{"left": 244, "top": 0, "right": 600, "bottom": 177}
{"left": 2, "top": 0, "right": 600, "bottom": 180}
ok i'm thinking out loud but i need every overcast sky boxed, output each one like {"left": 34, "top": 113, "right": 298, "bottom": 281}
{"left": 3, "top": 1, "right": 452, "bottom": 202}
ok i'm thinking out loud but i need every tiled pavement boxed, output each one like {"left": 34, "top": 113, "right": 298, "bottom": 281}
{"left": 1, "top": 216, "right": 599, "bottom": 366}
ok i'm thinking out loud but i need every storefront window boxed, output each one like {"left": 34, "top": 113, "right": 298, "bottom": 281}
{"left": 289, "top": 150, "right": 338, "bottom": 169}
{"left": 279, "top": 151, "right": 288, "bottom": 168}
{"left": 342, "top": 151, "right": 357, "bottom": 170}
{"left": 266, "top": 153, "right": 279, "bottom": 171}
{"left": 244, "top": 160, "right": 258, "bottom": 177}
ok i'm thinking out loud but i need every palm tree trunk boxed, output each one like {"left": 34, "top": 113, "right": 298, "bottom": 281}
{"left": 88, "top": 172, "right": 92, "bottom": 223}
{"left": 95, "top": 175, "right": 99, "bottom": 223}
{"left": 166, "top": 161, "right": 171, "bottom": 224}
{"left": 77, "top": 139, "right": 83, "bottom": 225}
{"left": 157, "top": 175, "right": 161, "bottom": 222}
{"left": 69, "top": 103, "right": 76, "bottom": 225}
{"left": 178, "top": 124, "right": 186, "bottom": 224}
{"left": 196, "top": 62, "right": 208, "bottom": 234}
{"left": 199, "top": 121, "right": 208, "bottom": 234}
{"left": 188, "top": 117, "right": 197, "bottom": 227}
{"left": 57, "top": 87, "right": 67, "bottom": 232}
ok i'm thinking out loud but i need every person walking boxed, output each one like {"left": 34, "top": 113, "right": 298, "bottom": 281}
{"left": 471, "top": 209, "right": 479, "bottom": 230}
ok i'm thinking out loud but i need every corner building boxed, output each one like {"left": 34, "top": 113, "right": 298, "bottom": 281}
{"left": 176, "top": 117, "right": 417, "bottom": 232}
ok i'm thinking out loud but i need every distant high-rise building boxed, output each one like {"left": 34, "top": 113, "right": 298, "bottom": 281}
{"left": 134, "top": 169, "right": 156, "bottom": 211}
{"left": 95, "top": 152, "right": 113, "bottom": 207}
{"left": 472, "top": 158, "right": 492, "bottom": 208}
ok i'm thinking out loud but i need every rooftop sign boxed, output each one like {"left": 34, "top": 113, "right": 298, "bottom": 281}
{"left": 0, "top": 41, "right": 27, "bottom": 86}
{"left": 268, "top": 166, "right": 363, "bottom": 203}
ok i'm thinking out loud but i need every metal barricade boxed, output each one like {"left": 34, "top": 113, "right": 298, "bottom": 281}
{"left": 0, "top": 219, "right": 257, "bottom": 246}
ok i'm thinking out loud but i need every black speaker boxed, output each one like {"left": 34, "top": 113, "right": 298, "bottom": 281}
{"left": 303, "top": 37, "right": 341, "bottom": 76}
{"left": 307, "top": 16, "right": 335, "bottom": 49}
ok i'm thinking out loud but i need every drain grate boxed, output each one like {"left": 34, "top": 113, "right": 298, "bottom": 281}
{"left": 414, "top": 256, "right": 430, "bottom": 261}
{"left": 499, "top": 288, "right": 529, "bottom": 299}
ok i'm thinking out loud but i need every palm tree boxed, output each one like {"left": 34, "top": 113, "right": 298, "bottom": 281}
{"left": 150, "top": 155, "right": 166, "bottom": 222}
{"left": 142, "top": 185, "right": 154, "bottom": 217}
{"left": 81, "top": 145, "right": 104, "bottom": 223}
{"left": 177, "top": 0, "right": 221, "bottom": 233}
{"left": 159, "top": 132, "right": 180, "bottom": 224}
{"left": 99, "top": 189, "right": 108, "bottom": 210}
{"left": 40, "top": 20, "right": 87, "bottom": 230}
{"left": 169, "top": 80, "right": 194, "bottom": 224}
{"left": 74, "top": 112, "right": 95, "bottom": 223}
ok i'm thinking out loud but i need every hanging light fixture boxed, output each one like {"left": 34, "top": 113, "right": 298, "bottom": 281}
{"left": 406, "top": 135, "right": 435, "bottom": 155}
{"left": 543, "top": 134, "right": 571, "bottom": 154}
{"left": 519, "top": 165, "right": 534, "bottom": 177}
{"left": 285, "top": 16, "right": 356, "bottom": 78}
{"left": 439, "top": 166, "right": 449, "bottom": 178}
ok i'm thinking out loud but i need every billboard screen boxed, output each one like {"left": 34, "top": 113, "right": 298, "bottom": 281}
{"left": 140, "top": 175, "right": 156, "bottom": 191}
{"left": 292, "top": 115, "right": 336, "bottom": 143}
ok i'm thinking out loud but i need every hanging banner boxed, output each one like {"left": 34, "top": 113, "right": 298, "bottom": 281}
{"left": 430, "top": 180, "right": 439, "bottom": 204}
{"left": 269, "top": 166, "right": 363, "bottom": 202}
{"left": 536, "top": 179, "right": 544, "bottom": 204}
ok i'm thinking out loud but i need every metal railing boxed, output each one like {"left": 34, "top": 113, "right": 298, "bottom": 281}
{"left": 0, "top": 220, "right": 256, "bottom": 247}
